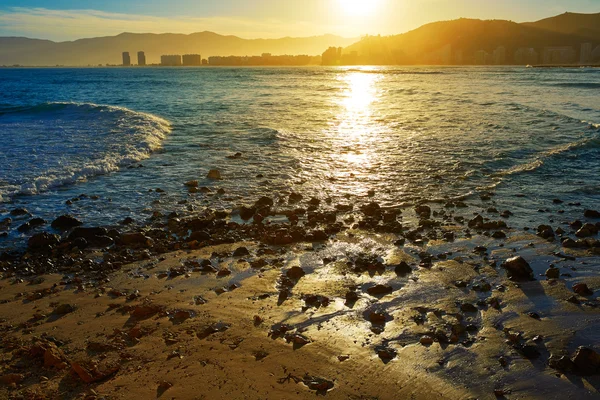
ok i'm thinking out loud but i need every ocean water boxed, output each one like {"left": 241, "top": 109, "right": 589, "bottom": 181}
{"left": 0, "top": 66, "right": 599, "bottom": 248}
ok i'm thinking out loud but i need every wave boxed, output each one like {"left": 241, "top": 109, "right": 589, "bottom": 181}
{"left": 551, "top": 82, "right": 600, "bottom": 89}
{"left": 0, "top": 102, "right": 171, "bottom": 201}
{"left": 343, "top": 68, "right": 445, "bottom": 75}
{"left": 491, "top": 136, "right": 600, "bottom": 179}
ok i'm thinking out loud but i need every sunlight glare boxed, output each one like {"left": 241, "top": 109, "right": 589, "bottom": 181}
{"left": 337, "top": 0, "right": 382, "bottom": 17}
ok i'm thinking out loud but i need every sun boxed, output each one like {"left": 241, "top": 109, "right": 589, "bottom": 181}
{"left": 338, "top": 0, "right": 381, "bottom": 17}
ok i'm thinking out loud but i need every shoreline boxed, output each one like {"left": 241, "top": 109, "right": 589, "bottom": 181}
{"left": 2, "top": 189, "right": 600, "bottom": 399}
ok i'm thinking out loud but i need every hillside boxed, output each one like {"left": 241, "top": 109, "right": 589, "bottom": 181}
{"left": 340, "top": 13, "right": 600, "bottom": 65}
{"left": 0, "top": 32, "right": 357, "bottom": 66}
{"left": 523, "top": 12, "right": 600, "bottom": 38}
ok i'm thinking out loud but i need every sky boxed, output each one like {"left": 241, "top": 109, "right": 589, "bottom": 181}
{"left": 0, "top": 0, "right": 598, "bottom": 41}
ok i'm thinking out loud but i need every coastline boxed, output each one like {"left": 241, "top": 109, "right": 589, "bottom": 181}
{"left": 2, "top": 188, "right": 600, "bottom": 399}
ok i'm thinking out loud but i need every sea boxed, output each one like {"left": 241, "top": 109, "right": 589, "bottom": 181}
{"left": 0, "top": 66, "right": 599, "bottom": 249}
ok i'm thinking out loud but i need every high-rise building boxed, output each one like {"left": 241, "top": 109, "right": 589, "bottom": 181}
{"left": 514, "top": 48, "right": 538, "bottom": 65}
{"left": 122, "top": 52, "right": 131, "bottom": 66}
{"left": 543, "top": 47, "right": 575, "bottom": 65}
{"left": 580, "top": 43, "right": 593, "bottom": 64}
{"left": 137, "top": 51, "right": 146, "bottom": 66}
{"left": 182, "top": 54, "right": 202, "bottom": 66}
{"left": 493, "top": 46, "right": 506, "bottom": 65}
{"left": 161, "top": 55, "right": 183, "bottom": 66}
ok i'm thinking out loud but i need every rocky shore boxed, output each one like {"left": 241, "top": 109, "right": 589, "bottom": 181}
{"left": 1, "top": 186, "right": 600, "bottom": 399}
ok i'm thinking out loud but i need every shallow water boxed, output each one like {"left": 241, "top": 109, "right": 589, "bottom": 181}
{"left": 0, "top": 66, "right": 599, "bottom": 248}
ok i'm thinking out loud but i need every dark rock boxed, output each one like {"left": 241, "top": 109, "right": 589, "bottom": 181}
{"left": 367, "top": 284, "right": 393, "bottom": 296}
{"left": 69, "top": 227, "right": 108, "bottom": 240}
{"left": 288, "top": 193, "right": 303, "bottom": 204}
{"left": 51, "top": 215, "right": 82, "bottom": 231}
{"left": 361, "top": 202, "right": 381, "bottom": 217}
{"left": 254, "top": 196, "right": 274, "bottom": 208}
{"left": 10, "top": 208, "right": 29, "bottom": 216}
{"left": 492, "top": 231, "right": 507, "bottom": 239}
{"left": 119, "top": 232, "right": 153, "bottom": 247}
{"left": 233, "top": 247, "right": 250, "bottom": 257}
{"left": 286, "top": 266, "right": 306, "bottom": 280}
{"left": 239, "top": 206, "right": 256, "bottom": 220}
{"left": 584, "top": 210, "right": 600, "bottom": 219}
{"left": 415, "top": 205, "right": 431, "bottom": 218}
{"left": 571, "top": 347, "right": 600, "bottom": 375}
{"left": 545, "top": 267, "right": 560, "bottom": 279}
{"left": 188, "top": 231, "right": 210, "bottom": 242}
{"left": 573, "top": 283, "right": 594, "bottom": 296}
{"left": 460, "top": 303, "right": 478, "bottom": 313}
{"left": 18, "top": 218, "right": 46, "bottom": 232}
{"left": 28, "top": 232, "right": 60, "bottom": 250}
{"left": 576, "top": 223, "right": 599, "bottom": 238}
{"left": 548, "top": 354, "right": 575, "bottom": 371}
{"left": 206, "top": 169, "right": 222, "bottom": 180}
{"left": 53, "top": 303, "right": 76, "bottom": 315}
{"left": 393, "top": 261, "right": 412, "bottom": 276}
{"left": 501, "top": 256, "right": 534, "bottom": 281}
{"left": 120, "top": 217, "right": 134, "bottom": 225}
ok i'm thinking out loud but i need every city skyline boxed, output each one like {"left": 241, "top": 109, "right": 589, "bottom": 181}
{"left": 0, "top": 0, "right": 598, "bottom": 41}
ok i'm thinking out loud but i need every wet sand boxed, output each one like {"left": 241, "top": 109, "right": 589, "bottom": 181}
{"left": 1, "top": 195, "right": 600, "bottom": 399}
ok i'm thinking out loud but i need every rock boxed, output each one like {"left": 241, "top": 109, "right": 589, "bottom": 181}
{"left": 584, "top": 210, "right": 600, "bottom": 219}
{"left": 120, "top": 217, "right": 134, "bottom": 225}
{"left": 43, "top": 345, "right": 68, "bottom": 369}
{"left": 420, "top": 335, "right": 434, "bottom": 346}
{"left": 288, "top": 193, "right": 303, "bottom": 203}
{"left": 131, "top": 304, "right": 163, "bottom": 319}
{"left": 468, "top": 215, "right": 484, "bottom": 228}
{"left": 369, "top": 312, "right": 387, "bottom": 325}
{"left": 255, "top": 196, "right": 274, "bottom": 208}
{"left": 53, "top": 303, "right": 76, "bottom": 315}
{"left": 28, "top": 232, "right": 60, "bottom": 250}
{"left": 119, "top": 232, "right": 153, "bottom": 247}
{"left": 415, "top": 205, "right": 431, "bottom": 218}
{"left": 345, "top": 291, "right": 358, "bottom": 305}
{"left": 548, "top": 354, "right": 575, "bottom": 371}
{"left": 501, "top": 256, "right": 534, "bottom": 281}
{"left": 184, "top": 180, "right": 199, "bottom": 188}
{"left": 492, "top": 231, "right": 507, "bottom": 239}
{"left": 361, "top": 202, "right": 381, "bottom": 217}
{"left": 303, "top": 376, "right": 334, "bottom": 392}
{"left": 232, "top": 247, "right": 250, "bottom": 257}
{"left": 239, "top": 206, "right": 256, "bottom": 220}
{"left": 217, "top": 268, "right": 231, "bottom": 277}
{"left": 188, "top": 231, "right": 210, "bottom": 242}
{"left": 460, "top": 303, "right": 478, "bottom": 312}
{"left": 576, "top": 223, "right": 599, "bottom": 238}
{"left": 286, "top": 266, "right": 306, "bottom": 280}
{"left": 0, "top": 217, "right": 11, "bottom": 230}
{"left": 69, "top": 227, "right": 108, "bottom": 240}
{"left": 367, "top": 284, "right": 393, "bottom": 296}
{"left": 393, "top": 261, "right": 412, "bottom": 276}
{"left": 51, "top": 215, "right": 83, "bottom": 231}
{"left": 206, "top": 169, "right": 222, "bottom": 180}
{"left": 545, "top": 267, "right": 560, "bottom": 279}
{"left": 573, "top": 283, "right": 594, "bottom": 296}
{"left": 0, "top": 373, "right": 24, "bottom": 385}
{"left": 10, "top": 208, "right": 29, "bottom": 216}
{"left": 537, "top": 225, "right": 555, "bottom": 240}
{"left": 376, "top": 346, "right": 397, "bottom": 361}
{"left": 571, "top": 347, "right": 600, "bottom": 375}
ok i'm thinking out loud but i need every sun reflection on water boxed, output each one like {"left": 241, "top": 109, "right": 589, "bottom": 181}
{"left": 328, "top": 68, "right": 385, "bottom": 195}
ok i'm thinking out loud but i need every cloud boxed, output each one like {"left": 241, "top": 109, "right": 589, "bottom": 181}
{"left": 0, "top": 7, "right": 346, "bottom": 41}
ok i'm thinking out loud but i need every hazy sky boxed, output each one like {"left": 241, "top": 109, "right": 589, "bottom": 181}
{"left": 0, "top": 0, "right": 598, "bottom": 41}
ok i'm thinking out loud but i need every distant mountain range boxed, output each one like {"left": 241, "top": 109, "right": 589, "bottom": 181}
{"left": 1, "top": 12, "right": 599, "bottom": 66}
{"left": 0, "top": 32, "right": 357, "bottom": 66}
{"left": 342, "top": 12, "right": 600, "bottom": 65}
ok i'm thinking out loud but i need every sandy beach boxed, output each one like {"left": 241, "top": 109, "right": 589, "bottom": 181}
{"left": 2, "top": 193, "right": 600, "bottom": 399}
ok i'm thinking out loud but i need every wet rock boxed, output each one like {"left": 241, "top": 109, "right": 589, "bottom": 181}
{"left": 576, "top": 223, "right": 599, "bottom": 238}
{"left": 361, "top": 202, "right": 381, "bottom": 217}
{"left": 571, "top": 347, "right": 600, "bottom": 375}
{"left": 492, "top": 231, "right": 507, "bottom": 239}
{"left": 420, "top": 335, "right": 434, "bottom": 346}
{"left": 376, "top": 346, "right": 396, "bottom": 361}
{"left": 69, "top": 227, "right": 108, "bottom": 240}
{"left": 0, "top": 217, "right": 11, "bottom": 230}
{"left": 369, "top": 311, "right": 387, "bottom": 325}
{"left": 239, "top": 205, "right": 256, "bottom": 220}
{"left": 367, "top": 284, "right": 393, "bottom": 296}
{"left": 233, "top": 246, "right": 250, "bottom": 257}
{"left": 584, "top": 210, "right": 600, "bottom": 219}
{"left": 537, "top": 225, "right": 555, "bottom": 240}
{"left": 415, "top": 205, "right": 431, "bottom": 218}
{"left": 10, "top": 208, "right": 29, "bottom": 216}
{"left": 217, "top": 268, "right": 231, "bottom": 277}
{"left": 514, "top": 344, "right": 541, "bottom": 359}
{"left": 254, "top": 196, "right": 274, "bottom": 208}
{"left": 545, "top": 267, "right": 560, "bottom": 279}
{"left": 288, "top": 192, "right": 303, "bottom": 203}
{"left": 468, "top": 215, "right": 484, "bottom": 228}
{"left": 393, "top": 261, "right": 412, "bottom": 276}
{"left": 501, "top": 256, "right": 534, "bottom": 281}
{"left": 188, "top": 230, "right": 210, "bottom": 242}
{"left": 120, "top": 217, "right": 134, "bottom": 225}
{"left": 286, "top": 266, "right": 306, "bottom": 280}
{"left": 28, "top": 232, "right": 60, "bottom": 250}
{"left": 184, "top": 180, "right": 199, "bottom": 188}
{"left": 548, "top": 354, "right": 575, "bottom": 371}
{"left": 206, "top": 169, "right": 222, "bottom": 180}
{"left": 573, "top": 283, "right": 594, "bottom": 296}
{"left": 460, "top": 303, "right": 478, "bottom": 313}
{"left": 51, "top": 215, "right": 83, "bottom": 231}
{"left": 0, "top": 373, "right": 24, "bottom": 385}
{"left": 119, "top": 232, "right": 153, "bottom": 247}
{"left": 345, "top": 290, "right": 359, "bottom": 306}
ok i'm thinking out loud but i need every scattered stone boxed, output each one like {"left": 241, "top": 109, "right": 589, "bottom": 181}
{"left": 546, "top": 267, "right": 560, "bottom": 279}
{"left": 367, "top": 284, "right": 393, "bottom": 296}
{"left": 233, "top": 246, "right": 250, "bottom": 257}
{"left": 573, "top": 283, "right": 594, "bottom": 296}
{"left": 51, "top": 215, "right": 83, "bottom": 231}
{"left": 206, "top": 169, "right": 222, "bottom": 180}
{"left": 286, "top": 266, "right": 306, "bottom": 280}
{"left": 501, "top": 256, "right": 534, "bottom": 281}
{"left": 584, "top": 210, "right": 600, "bottom": 219}
{"left": 393, "top": 261, "right": 412, "bottom": 276}
{"left": 28, "top": 232, "right": 60, "bottom": 250}
{"left": 53, "top": 303, "right": 76, "bottom": 315}
{"left": 571, "top": 347, "right": 600, "bottom": 375}
{"left": 420, "top": 335, "right": 434, "bottom": 346}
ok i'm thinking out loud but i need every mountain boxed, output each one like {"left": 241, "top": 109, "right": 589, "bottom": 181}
{"left": 340, "top": 12, "right": 600, "bottom": 65}
{"left": 0, "top": 32, "right": 357, "bottom": 66}
{"left": 523, "top": 12, "right": 600, "bottom": 38}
